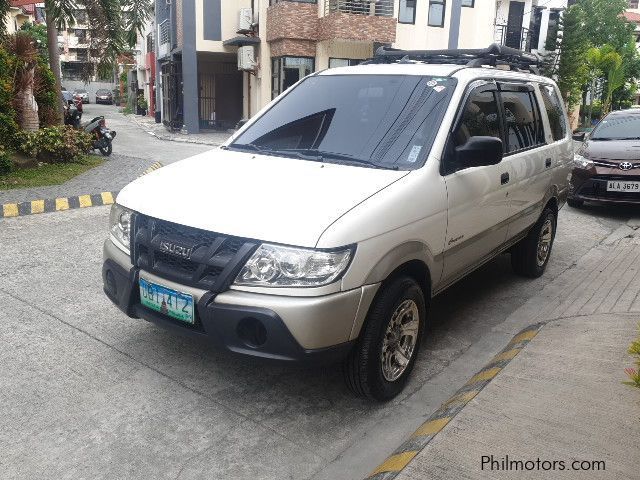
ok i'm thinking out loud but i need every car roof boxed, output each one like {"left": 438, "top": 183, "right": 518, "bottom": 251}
{"left": 318, "top": 62, "right": 555, "bottom": 86}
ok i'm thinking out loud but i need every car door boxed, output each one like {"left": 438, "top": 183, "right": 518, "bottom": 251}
{"left": 498, "top": 83, "right": 552, "bottom": 239}
{"left": 441, "top": 82, "right": 513, "bottom": 286}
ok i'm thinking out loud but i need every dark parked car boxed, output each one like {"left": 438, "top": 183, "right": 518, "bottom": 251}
{"left": 95, "top": 89, "right": 113, "bottom": 105}
{"left": 570, "top": 109, "right": 640, "bottom": 207}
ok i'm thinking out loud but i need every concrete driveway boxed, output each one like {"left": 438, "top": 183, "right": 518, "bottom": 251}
{"left": 0, "top": 199, "right": 635, "bottom": 479}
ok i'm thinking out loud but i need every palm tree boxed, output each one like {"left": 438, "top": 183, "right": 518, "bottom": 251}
{"left": 1, "top": 0, "right": 151, "bottom": 120}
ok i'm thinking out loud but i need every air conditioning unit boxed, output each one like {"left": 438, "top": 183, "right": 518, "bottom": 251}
{"left": 238, "top": 8, "right": 253, "bottom": 34}
{"left": 238, "top": 46, "right": 256, "bottom": 71}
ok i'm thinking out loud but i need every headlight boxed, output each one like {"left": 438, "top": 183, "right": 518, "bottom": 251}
{"left": 573, "top": 154, "right": 593, "bottom": 169}
{"left": 109, "top": 204, "right": 132, "bottom": 254}
{"left": 235, "top": 244, "right": 353, "bottom": 287}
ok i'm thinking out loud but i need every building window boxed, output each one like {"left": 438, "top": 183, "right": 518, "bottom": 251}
{"left": 272, "top": 57, "right": 314, "bottom": 99}
{"left": 428, "top": 0, "right": 445, "bottom": 27}
{"left": 630, "top": 0, "right": 639, "bottom": 9}
{"left": 399, "top": 0, "right": 416, "bottom": 23}
{"left": 328, "top": 58, "right": 363, "bottom": 68}
{"left": 461, "top": 0, "right": 474, "bottom": 6}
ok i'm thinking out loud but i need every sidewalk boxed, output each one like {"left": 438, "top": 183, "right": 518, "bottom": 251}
{"left": 124, "top": 113, "right": 231, "bottom": 146}
{"left": 373, "top": 224, "right": 640, "bottom": 480}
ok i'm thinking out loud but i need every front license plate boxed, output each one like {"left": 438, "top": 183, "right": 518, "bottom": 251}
{"left": 607, "top": 180, "right": 640, "bottom": 192}
{"left": 139, "top": 278, "right": 194, "bottom": 324}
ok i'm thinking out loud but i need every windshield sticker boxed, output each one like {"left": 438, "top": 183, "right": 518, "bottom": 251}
{"left": 426, "top": 80, "right": 438, "bottom": 87}
{"left": 433, "top": 85, "right": 446, "bottom": 93}
{"left": 407, "top": 145, "right": 422, "bottom": 163}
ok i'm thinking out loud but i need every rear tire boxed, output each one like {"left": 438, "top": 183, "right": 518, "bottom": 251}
{"left": 343, "top": 276, "right": 426, "bottom": 401}
{"left": 511, "top": 208, "right": 557, "bottom": 278}
{"left": 567, "top": 198, "right": 583, "bottom": 208}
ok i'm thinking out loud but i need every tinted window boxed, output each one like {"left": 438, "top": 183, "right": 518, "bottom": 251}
{"left": 501, "top": 90, "right": 545, "bottom": 153}
{"left": 96, "top": 89, "right": 110, "bottom": 95}
{"left": 590, "top": 114, "right": 640, "bottom": 140}
{"left": 454, "top": 89, "right": 501, "bottom": 148}
{"left": 233, "top": 75, "right": 456, "bottom": 170}
{"left": 539, "top": 85, "right": 566, "bottom": 141}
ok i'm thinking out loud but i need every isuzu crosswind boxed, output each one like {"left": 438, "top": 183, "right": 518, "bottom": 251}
{"left": 103, "top": 45, "right": 571, "bottom": 400}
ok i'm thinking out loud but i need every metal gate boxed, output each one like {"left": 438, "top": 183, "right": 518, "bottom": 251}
{"left": 161, "top": 61, "right": 183, "bottom": 132}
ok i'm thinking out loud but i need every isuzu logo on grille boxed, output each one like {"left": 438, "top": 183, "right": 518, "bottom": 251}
{"left": 619, "top": 162, "right": 633, "bottom": 171}
{"left": 159, "top": 241, "right": 193, "bottom": 259}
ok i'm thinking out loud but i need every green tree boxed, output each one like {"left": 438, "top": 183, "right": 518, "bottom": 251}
{"left": 0, "top": 0, "right": 151, "bottom": 123}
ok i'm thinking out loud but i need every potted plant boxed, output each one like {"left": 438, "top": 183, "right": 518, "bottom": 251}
{"left": 137, "top": 94, "right": 148, "bottom": 116}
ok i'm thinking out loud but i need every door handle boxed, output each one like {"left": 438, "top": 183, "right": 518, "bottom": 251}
{"left": 545, "top": 158, "right": 552, "bottom": 168}
{"left": 501, "top": 172, "right": 510, "bottom": 185}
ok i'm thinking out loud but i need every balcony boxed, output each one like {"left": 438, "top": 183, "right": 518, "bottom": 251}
{"left": 495, "top": 24, "right": 531, "bottom": 52}
{"left": 319, "top": 0, "right": 396, "bottom": 43}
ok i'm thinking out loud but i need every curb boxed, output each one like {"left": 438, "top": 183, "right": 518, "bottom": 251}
{"left": 1, "top": 192, "right": 116, "bottom": 218}
{"left": 364, "top": 323, "right": 544, "bottom": 480}
{"left": 124, "top": 114, "right": 223, "bottom": 146}
{"left": 0, "top": 161, "right": 163, "bottom": 219}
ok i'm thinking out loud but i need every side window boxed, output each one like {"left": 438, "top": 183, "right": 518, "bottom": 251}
{"left": 501, "top": 90, "right": 546, "bottom": 153}
{"left": 539, "top": 85, "right": 567, "bottom": 141}
{"left": 454, "top": 89, "right": 502, "bottom": 148}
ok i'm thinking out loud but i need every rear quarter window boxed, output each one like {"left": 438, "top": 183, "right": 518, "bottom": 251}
{"left": 539, "top": 85, "right": 567, "bottom": 141}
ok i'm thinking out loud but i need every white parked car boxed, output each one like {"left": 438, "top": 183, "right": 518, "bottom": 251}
{"left": 103, "top": 45, "right": 572, "bottom": 400}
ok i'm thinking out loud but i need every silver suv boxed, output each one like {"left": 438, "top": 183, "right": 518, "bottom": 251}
{"left": 102, "top": 45, "right": 571, "bottom": 400}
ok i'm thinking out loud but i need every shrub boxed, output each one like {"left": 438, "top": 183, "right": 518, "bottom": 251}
{"left": 16, "top": 126, "right": 93, "bottom": 163}
{"left": 625, "top": 326, "right": 640, "bottom": 390}
{"left": 0, "top": 146, "right": 12, "bottom": 175}
{"left": 34, "top": 58, "right": 60, "bottom": 127}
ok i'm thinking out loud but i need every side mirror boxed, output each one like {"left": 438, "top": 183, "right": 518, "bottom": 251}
{"left": 455, "top": 136, "right": 503, "bottom": 169}
{"left": 235, "top": 119, "right": 248, "bottom": 130}
{"left": 572, "top": 131, "right": 587, "bottom": 141}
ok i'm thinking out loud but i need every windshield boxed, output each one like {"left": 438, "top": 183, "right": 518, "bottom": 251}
{"left": 590, "top": 114, "right": 640, "bottom": 140}
{"left": 230, "top": 74, "right": 456, "bottom": 170}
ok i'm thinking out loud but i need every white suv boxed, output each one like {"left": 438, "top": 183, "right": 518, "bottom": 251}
{"left": 103, "top": 45, "right": 571, "bottom": 400}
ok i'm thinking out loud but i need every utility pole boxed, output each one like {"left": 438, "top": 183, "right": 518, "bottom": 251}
{"left": 448, "top": 0, "right": 463, "bottom": 49}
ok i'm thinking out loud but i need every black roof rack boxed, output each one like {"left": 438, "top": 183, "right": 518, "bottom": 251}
{"left": 365, "top": 43, "right": 541, "bottom": 74}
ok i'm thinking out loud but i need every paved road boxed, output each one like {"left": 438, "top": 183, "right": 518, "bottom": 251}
{"left": 0, "top": 197, "right": 635, "bottom": 479}
{"left": 95, "top": 104, "right": 212, "bottom": 164}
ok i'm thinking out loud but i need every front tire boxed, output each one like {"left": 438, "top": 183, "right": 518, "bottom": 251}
{"left": 99, "top": 142, "right": 112, "bottom": 156}
{"left": 343, "top": 276, "right": 426, "bottom": 401}
{"left": 511, "top": 208, "right": 557, "bottom": 278}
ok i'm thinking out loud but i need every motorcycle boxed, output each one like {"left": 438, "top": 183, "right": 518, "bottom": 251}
{"left": 63, "top": 94, "right": 82, "bottom": 129}
{"left": 84, "top": 116, "right": 117, "bottom": 156}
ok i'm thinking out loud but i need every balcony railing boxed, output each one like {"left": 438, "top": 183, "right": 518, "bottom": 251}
{"left": 324, "top": 0, "right": 394, "bottom": 17}
{"left": 495, "top": 24, "right": 531, "bottom": 52}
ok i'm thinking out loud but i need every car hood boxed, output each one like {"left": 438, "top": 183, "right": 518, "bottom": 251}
{"left": 117, "top": 149, "right": 409, "bottom": 248}
{"left": 580, "top": 139, "right": 640, "bottom": 161}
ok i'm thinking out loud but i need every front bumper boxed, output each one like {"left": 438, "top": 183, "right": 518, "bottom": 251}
{"left": 102, "top": 240, "right": 377, "bottom": 364}
{"left": 569, "top": 169, "right": 640, "bottom": 205}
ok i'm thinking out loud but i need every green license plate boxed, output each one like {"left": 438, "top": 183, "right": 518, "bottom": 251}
{"left": 139, "top": 278, "right": 194, "bottom": 324}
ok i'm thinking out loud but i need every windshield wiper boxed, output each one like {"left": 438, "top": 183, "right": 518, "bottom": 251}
{"left": 225, "top": 143, "right": 269, "bottom": 153}
{"left": 275, "top": 149, "right": 398, "bottom": 170}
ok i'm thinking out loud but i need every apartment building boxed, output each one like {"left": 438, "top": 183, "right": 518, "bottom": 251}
{"left": 154, "top": 0, "right": 503, "bottom": 134}
{"left": 132, "top": 23, "right": 156, "bottom": 116}
{"left": 494, "top": 0, "right": 575, "bottom": 53}
{"left": 4, "top": 0, "right": 37, "bottom": 35}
